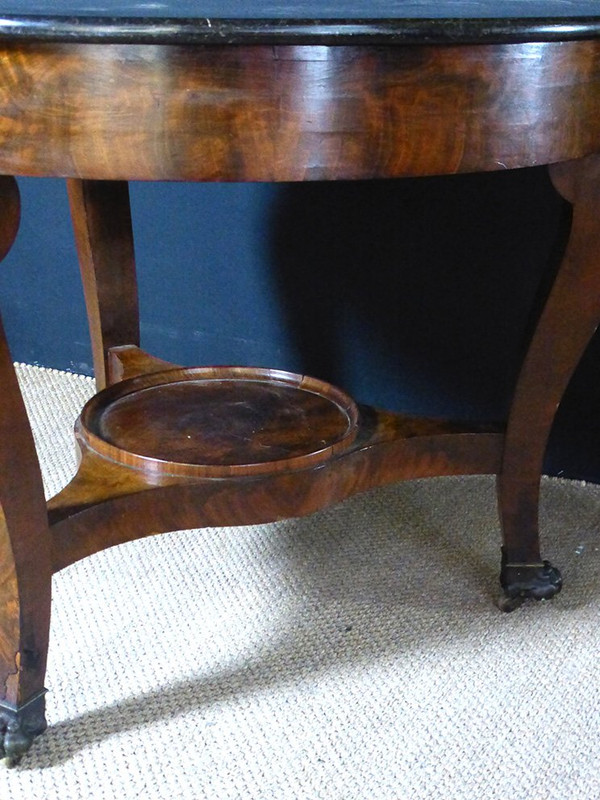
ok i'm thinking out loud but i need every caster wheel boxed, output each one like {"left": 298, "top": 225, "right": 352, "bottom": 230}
{"left": 499, "top": 551, "right": 562, "bottom": 611}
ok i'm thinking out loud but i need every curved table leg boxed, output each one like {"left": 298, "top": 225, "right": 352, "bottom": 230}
{"left": 498, "top": 155, "right": 600, "bottom": 608}
{"left": 0, "top": 177, "right": 50, "bottom": 762}
{"left": 67, "top": 179, "right": 140, "bottom": 390}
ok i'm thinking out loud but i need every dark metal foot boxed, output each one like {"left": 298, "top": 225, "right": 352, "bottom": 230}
{"left": 499, "top": 550, "right": 562, "bottom": 612}
{"left": 0, "top": 691, "right": 47, "bottom": 766}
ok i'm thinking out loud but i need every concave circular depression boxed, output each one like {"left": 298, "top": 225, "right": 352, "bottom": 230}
{"left": 86, "top": 375, "right": 358, "bottom": 469}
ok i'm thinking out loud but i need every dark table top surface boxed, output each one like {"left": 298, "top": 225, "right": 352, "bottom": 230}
{"left": 1, "top": 1, "right": 598, "bottom": 16}
{"left": 0, "top": 1, "right": 599, "bottom": 44}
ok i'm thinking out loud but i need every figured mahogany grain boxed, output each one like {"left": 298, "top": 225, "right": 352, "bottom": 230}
{"left": 49, "top": 406, "right": 504, "bottom": 571}
{"left": 67, "top": 180, "right": 140, "bottom": 389}
{"left": 0, "top": 7, "right": 600, "bottom": 761}
{"left": 0, "top": 41, "right": 600, "bottom": 181}
{"left": 79, "top": 367, "right": 359, "bottom": 477}
{"left": 499, "top": 154, "right": 600, "bottom": 563}
{"left": 0, "top": 181, "right": 50, "bottom": 709}
{"left": 107, "top": 345, "right": 179, "bottom": 384}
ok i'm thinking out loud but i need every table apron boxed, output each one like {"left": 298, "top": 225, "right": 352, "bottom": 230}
{"left": 0, "top": 40, "right": 599, "bottom": 181}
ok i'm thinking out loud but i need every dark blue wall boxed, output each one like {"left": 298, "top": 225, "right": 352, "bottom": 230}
{"left": 1, "top": 172, "right": 599, "bottom": 481}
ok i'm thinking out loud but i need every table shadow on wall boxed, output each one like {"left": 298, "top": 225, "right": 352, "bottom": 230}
{"left": 268, "top": 169, "right": 599, "bottom": 480}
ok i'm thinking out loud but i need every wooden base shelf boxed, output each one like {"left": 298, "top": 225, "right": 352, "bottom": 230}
{"left": 47, "top": 359, "right": 504, "bottom": 572}
{"left": 79, "top": 366, "right": 361, "bottom": 478}
{"left": 2, "top": 20, "right": 596, "bottom": 760}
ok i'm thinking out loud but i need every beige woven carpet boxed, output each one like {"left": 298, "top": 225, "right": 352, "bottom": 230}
{"left": 4, "top": 364, "right": 600, "bottom": 799}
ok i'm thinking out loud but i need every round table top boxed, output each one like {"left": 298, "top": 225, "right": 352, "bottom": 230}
{"left": 0, "top": 1, "right": 599, "bottom": 44}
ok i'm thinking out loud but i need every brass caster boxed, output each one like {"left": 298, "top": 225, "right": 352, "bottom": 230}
{"left": 499, "top": 550, "right": 562, "bottom": 612}
{"left": 0, "top": 691, "right": 47, "bottom": 765}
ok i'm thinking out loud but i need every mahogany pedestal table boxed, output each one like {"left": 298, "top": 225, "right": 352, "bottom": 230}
{"left": 0, "top": 1, "right": 600, "bottom": 764}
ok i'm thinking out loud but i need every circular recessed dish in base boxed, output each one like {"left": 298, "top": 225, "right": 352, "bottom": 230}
{"left": 78, "top": 366, "right": 360, "bottom": 478}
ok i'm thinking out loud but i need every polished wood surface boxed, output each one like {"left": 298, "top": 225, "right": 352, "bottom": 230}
{"left": 81, "top": 367, "right": 360, "bottom": 476}
{"left": 49, "top": 387, "right": 503, "bottom": 571}
{"left": 499, "top": 155, "right": 600, "bottom": 564}
{"left": 0, "top": 10, "right": 599, "bottom": 761}
{"left": 67, "top": 180, "right": 140, "bottom": 389}
{"left": 0, "top": 42, "right": 600, "bottom": 181}
{"left": 0, "top": 179, "right": 50, "bottom": 728}
{"left": 1, "top": 1, "right": 599, "bottom": 47}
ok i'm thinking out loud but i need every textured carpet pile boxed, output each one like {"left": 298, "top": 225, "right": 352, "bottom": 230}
{"left": 4, "top": 363, "right": 600, "bottom": 798}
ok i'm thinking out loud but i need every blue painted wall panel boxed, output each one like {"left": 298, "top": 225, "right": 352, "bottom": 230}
{"left": 2, "top": 171, "right": 599, "bottom": 480}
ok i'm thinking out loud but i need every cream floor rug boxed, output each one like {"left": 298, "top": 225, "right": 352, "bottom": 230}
{"left": 4, "top": 364, "right": 600, "bottom": 799}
